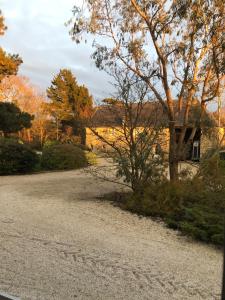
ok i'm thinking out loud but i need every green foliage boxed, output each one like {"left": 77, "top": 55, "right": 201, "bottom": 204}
{"left": 41, "top": 144, "right": 89, "bottom": 171}
{"left": 85, "top": 151, "right": 97, "bottom": 165}
{"left": 114, "top": 133, "right": 166, "bottom": 192}
{"left": 47, "top": 69, "right": 93, "bottom": 142}
{"left": 0, "top": 102, "right": 33, "bottom": 135}
{"left": 123, "top": 155, "right": 225, "bottom": 246}
{"left": 24, "top": 139, "right": 42, "bottom": 151}
{"left": 75, "top": 143, "right": 90, "bottom": 151}
{"left": 220, "top": 151, "right": 225, "bottom": 161}
{"left": 0, "top": 138, "right": 39, "bottom": 175}
{"left": 43, "top": 139, "right": 61, "bottom": 149}
{"left": 124, "top": 180, "right": 186, "bottom": 217}
{"left": 167, "top": 204, "right": 224, "bottom": 245}
{"left": 47, "top": 69, "right": 93, "bottom": 122}
{"left": 197, "top": 152, "right": 225, "bottom": 192}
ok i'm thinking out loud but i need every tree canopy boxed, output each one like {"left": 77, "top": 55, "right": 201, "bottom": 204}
{"left": 0, "top": 10, "right": 22, "bottom": 82}
{"left": 0, "top": 102, "right": 33, "bottom": 135}
{"left": 69, "top": 0, "right": 225, "bottom": 180}
{"left": 47, "top": 69, "right": 93, "bottom": 122}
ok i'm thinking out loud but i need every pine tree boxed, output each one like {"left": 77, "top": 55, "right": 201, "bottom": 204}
{"left": 47, "top": 69, "right": 93, "bottom": 142}
{"left": 0, "top": 102, "right": 33, "bottom": 136}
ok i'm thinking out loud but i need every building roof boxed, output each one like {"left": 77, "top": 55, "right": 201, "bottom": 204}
{"left": 89, "top": 100, "right": 214, "bottom": 128}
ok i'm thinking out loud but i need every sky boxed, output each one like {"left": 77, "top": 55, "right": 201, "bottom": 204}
{"left": 0, "top": 0, "right": 114, "bottom": 101}
{"left": 0, "top": 1, "right": 223, "bottom": 112}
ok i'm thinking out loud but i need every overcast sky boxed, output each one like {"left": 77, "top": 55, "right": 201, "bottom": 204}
{"left": 0, "top": 0, "right": 113, "bottom": 101}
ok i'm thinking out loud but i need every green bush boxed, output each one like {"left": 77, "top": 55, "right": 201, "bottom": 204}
{"left": 167, "top": 202, "right": 225, "bottom": 245}
{"left": 43, "top": 140, "right": 61, "bottom": 149}
{"left": 75, "top": 143, "right": 91, "bottom": 151}
{"left": 122, "top": 156, "right": 225, "bottom": 246}
{"left": 0, "top": 138, "right": 39, "bottom": 175}
{"left": 24, "top": 139, "right": 42, "bottom": 151}
{"left": 124, "top": 180, "right": 186, "bottom": 218}
{"left": 220, "top": 151, "right": 225, "bottom": 161}
{"left": 85, "top": 151, "right": 97, "bottom": 165}
{"left": 41, "top": 144, "right": 89, "bottom": 171}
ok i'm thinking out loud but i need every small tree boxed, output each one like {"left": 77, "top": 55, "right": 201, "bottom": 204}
{"left": 0, "top": 102, "right": 33, "bottom": 136}
{"left": 89, "top": 69, "right": 166, "bottom": 193}
{"left": 47, "top": 69, "right": 93, "bottom": 142}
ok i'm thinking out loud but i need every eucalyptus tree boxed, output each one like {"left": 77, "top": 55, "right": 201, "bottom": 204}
{"left": 68, "top": 0, "right": 224, "bottom": 180}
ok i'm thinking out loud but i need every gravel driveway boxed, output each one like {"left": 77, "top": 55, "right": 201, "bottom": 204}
{"left": 0, "top": 168, "right": 223, "bottom": 300}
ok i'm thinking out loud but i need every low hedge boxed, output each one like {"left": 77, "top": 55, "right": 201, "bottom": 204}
{"left": 122, "top": 155, "right": 225, "bottom": 246}
{"left": 0, "top": 138, "right": 39, "bottom": 175}
{"left": 123, "top": 179, "right": 225, "bottom": 246}
{"left": 41, "top": 144, "right": 89, "bottom": 171}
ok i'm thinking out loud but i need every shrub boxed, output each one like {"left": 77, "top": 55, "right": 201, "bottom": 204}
{"left": 0, "top": 138, "right": 39, "bottom": 175}
{"left": 124, "top": 180, "right": 186, "bottom": 218}
{"left": 75, "top": 143, "right": 91, "bottom": 151}
{"left": 220, "top": 151, "right": 225, "bottom": 161}
{"left": 41, "top": 144, "right": 89, "bottom": 171}
{"left": 24, "top": 139, "right": 42, "bottom": 151}
{"left": 167, "top": 202, "right": 225, "bottom": 245}
{"left": 85, "top": 151, "right": 97, "bottom": 165}
{"left": 43, "top": 140, "right": 61, "bottom": 149}
{"left": 123, "top": 158, "right": 225, "bottom": 246}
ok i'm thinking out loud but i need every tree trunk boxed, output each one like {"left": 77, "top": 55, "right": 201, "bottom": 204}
{"left": 27, "top": 129, "right": 31, "bottom": 143}
{"left": 169, "top": 121, "right": 178, "bottom": 181}
{"left": 40, "top": 128, "right": 44, "bottom": 146}
{"left": 56, "top": 118, "right": 59, "bottom": 141}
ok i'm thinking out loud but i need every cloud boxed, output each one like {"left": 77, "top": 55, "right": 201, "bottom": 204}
{"left": 0, "top": 0, "right": 114, "bottom": 101}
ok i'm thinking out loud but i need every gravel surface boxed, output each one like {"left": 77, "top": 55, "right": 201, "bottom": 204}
{"left": 0, "top": 168, "right": 223, "bottom": 300}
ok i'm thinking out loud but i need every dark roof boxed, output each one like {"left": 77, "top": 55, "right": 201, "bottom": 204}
{"left": 90, "top": 102, "right": 167, "bottom": 127}
{"left": 89, "top": 100, "right": 214, "bottom": 128}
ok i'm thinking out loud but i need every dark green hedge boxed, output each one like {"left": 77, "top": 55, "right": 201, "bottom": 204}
{"left": 124, "top": 179, "right": 225, "bottom": 246}
{"left": 123, "top": 155, "right": 225, "bottom": 246}
{"left": 41, "top": 144, "right": 89, "bottom": 171}
{"left": 0, "top": 138, "right": 39, "bottom": 175}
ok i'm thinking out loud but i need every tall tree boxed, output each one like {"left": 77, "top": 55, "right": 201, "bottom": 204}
{"left": 69, "top": 0, "right": 224, "bottom": 180}
{"left": 0, "top": 11, "right": 22, "bottom": 82}
{"left": 47, "top": 69, "right": 93, "bottom": 141}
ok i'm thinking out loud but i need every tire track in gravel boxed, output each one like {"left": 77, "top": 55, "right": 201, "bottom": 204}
{"left": 1, "top": 230, "right": 218, "bottom": 299}
{"left": 0, "top": 168, "right": 222, "bottom": 300}
{"left": 57, "top": 246, "right": 218, "bottom": 300}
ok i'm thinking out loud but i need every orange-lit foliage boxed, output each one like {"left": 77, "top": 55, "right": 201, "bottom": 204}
{"left": 0, "top": 76, "right": 51, "bottom": 145}
{"left": 0, "top": 11, "right": 22, "bottom": 82}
